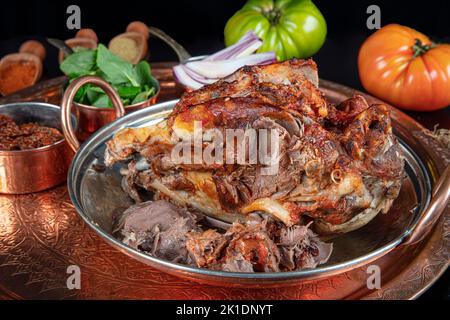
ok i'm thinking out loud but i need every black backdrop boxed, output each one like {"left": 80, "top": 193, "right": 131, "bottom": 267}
{"left": 1, "top": 0, "right": 450, "bottom": 91}
{"left": 0, "top": 0, "right": 449, "bottom": 299}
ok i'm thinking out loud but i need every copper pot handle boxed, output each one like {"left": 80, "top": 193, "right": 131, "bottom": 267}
{"left": 61, "top": 76, "right": 125, "bottom": 152}
{"left": 401, "top": 165, "right": 450, "bottom": 246}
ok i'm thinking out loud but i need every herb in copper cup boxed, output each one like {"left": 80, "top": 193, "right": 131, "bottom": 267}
{"left": 59, "top": 44, "right": 159, "bottom": 138}
{"left": 60, "top": 44, "right": 158, "bottom": 108}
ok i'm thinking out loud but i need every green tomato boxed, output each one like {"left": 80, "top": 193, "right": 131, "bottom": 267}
{"left": 225, "top": 0, "right": 327, "bottom": 61}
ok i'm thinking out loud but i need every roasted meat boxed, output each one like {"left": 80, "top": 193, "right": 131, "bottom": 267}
{"left": 105, "top": 58, "right": 404, "bottom": 235}
{"left": 115, "top": 201, "right": 333, "bottom": 272}
{"left": 186, "top": 216, "right": 333, "bottom": 272}
{"left": 115, "top": 200, "right": 200, "bottom": 263}
{"left": 171, "top": 59, "right": 327, "bottom": 122}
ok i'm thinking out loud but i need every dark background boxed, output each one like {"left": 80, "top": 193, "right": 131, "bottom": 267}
{"left": 0, "top": 0, "right": 448, "bottom": 299}
{"left": 1, "top": 0, "right": 450, "bottom": 89}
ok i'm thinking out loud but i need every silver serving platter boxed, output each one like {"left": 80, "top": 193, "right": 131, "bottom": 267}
{"left": 66, "top": 86, "right": 448, "bottom": 286}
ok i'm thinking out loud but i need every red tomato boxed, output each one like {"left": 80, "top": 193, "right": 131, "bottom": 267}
{"left": 358, "top": 24, "right": 450, "bottom": 111}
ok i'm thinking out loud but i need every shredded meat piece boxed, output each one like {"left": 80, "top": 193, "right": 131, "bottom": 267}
{"left": 115, "top": 201, "right": 333, "bottom": 272}
{"left": 186, "top": 216, "right": 333, "bottom": 272}
{"left": 184, "top": 229, "right": 228, "bottom": 268}
{"left": 277, "top": 224, "right": 333, "bottom": 270}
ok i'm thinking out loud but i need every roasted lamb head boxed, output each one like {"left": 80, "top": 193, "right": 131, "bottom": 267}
{"left": 105, "top": 58, "right": 404, "bottom": 235}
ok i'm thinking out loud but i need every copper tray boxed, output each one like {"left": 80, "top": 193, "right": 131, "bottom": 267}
{"left": 0, "top": 63, "right": 448, "bottom": 300}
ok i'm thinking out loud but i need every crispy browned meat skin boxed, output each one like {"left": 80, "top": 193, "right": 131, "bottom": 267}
{"left": 326, "top": 95, "right": 370, "bottom": 128}
{"left": 342, "top": 103, "right": 404, "bottom": 180}
{"left": 169, "top": 59, "right": 327, "bottom": 127}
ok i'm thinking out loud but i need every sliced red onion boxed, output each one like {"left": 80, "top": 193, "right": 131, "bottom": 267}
{"left": 182, "top": 65, "right": 217, "bottom": 85}
{"left": 185, "top": 52, "right": 276, "bottom": 79}
{"left": 209, "top": 38, "right": 260, "bottom": 60}
{"left": 229, "top": 39, "right": 263, "bottom": 59}
{"left": 173, "top": 31, "right": 277, "bottom": 90}
{"left": 207, "top": 31, "right": 262, "bottom": 61}
{"left": 207, "top": 31, "right": 256, "bottom": 59}
{"left": 259, "top": 58, "right": 278, "bottom": 65}
{"left": 173, "top": 65, "right": 203, "bottom": 90}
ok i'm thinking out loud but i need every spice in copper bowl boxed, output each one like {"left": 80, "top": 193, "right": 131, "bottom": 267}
{"left": 0, "top": 61, "right": 38, "bottom": 95}
{"left": 0, "top": 114, "right": 63, "bottom": 150}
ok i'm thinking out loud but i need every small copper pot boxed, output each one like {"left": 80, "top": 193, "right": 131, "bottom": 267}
{"left": 62, "top": 76, "right": 159, "bottom": 143}
{"left": 0, "top": 102, "right": 77, "bottom": 194}
{"left": 61, "top": 76, "right": 125, "bottom": 152}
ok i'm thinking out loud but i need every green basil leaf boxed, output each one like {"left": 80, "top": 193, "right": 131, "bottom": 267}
{"left": 60, "top": 49, "right": 96, "bottom": 78}
{"left": 147, "top": 87, "right": 156, "bottom": 97}
{"left": 86, "top": 86, "right": 105, "bottom": 104}
{"left": 96, "top": 44, "right": 139, "bottom": 86}
{"left": 135, "top": 61, "right": 152, "bottom": 86}
{"left": 131, "top": 92, "right": 149, "bottom": 105}
{"left": 73, "top": 85, "right": 87, "bottom": 103}
{"left": 118, "top": 86, "right": 141, "bottom": 100}
{"left": 92, "top": 94, "right": 113, "bottom": 108}
{"left": 94, "top": 69, "right": 110, "bottom": 81}
{"left": 88, "top": 86, "right": 106, "bottom": 94}
{"left": 131, "top": 87, "right": 156, "bottom": 104}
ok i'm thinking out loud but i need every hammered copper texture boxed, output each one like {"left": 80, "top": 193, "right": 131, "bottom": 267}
{"left": 0, "top": 63, "right": 448, "bottom": 300}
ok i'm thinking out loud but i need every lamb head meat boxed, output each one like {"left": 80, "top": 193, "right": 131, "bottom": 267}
{"left": 105, "top": 58, "right": 404, "bottom": 236}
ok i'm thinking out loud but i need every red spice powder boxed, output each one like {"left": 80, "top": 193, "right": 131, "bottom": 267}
{"left": 0, "top": 115, "right": 63, "bottom": 151}
{"left": 0, "top": 61, "right": 37, "bottom": 95}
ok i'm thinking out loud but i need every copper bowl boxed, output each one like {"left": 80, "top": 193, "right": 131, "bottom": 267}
{"left": 63, "top": 76, "right": 160, "bottom": 143}
{"left": 0, "top": 102, "right": 76, "bottom": 194}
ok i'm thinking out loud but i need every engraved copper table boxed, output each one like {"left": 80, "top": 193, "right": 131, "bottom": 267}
{"left": 0, "top": 62, "right": 448, "bottom": 300}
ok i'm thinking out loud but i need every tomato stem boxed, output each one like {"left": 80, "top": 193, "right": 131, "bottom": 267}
{"left": 412, "top": 39, "right": 436, "bottom": 58}
{"left": 262, "top": 8, "right": 282, "bottom": 25}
